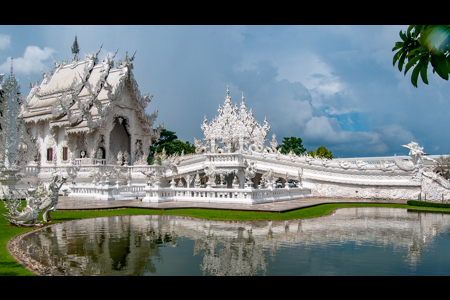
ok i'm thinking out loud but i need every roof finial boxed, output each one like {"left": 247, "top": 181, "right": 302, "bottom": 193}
{"left": 224, "top": 85, "right": 232, "bottom": 104}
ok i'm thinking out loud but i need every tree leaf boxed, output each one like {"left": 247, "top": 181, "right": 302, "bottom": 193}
{"left": 392, "top": 42, "right": 404, "bottom": 52}
{"left": 404, "top": 55, "right": 421, "bottom": 75}
{"left": 393, "top": 50, "right": 401, "bottom": 66}
{"left": 398, "top": 51, "right": 408, "bottom": 72}
{"left": 422, "top": 26, "right": 450, "bottom": 52}
{"left": 419, "top": 57, "right": 429, "bottom": 85}
{"left": 407, "top": 45, "right": 428, "bottom": 57}
{"left": 400, "top": 31, "right": 407, "bottom": 42}
{"left": 411, "top": 63, "right": 421, "bottom": 87}
{"left": 431, "top": 53, "right": 449, "bottom": 80}
{"left": 412, "top": 25, "right": 425, "bottom": 38}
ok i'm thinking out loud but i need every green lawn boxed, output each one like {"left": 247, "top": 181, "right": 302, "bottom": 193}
{"left": 1, "top": 201, "right": 449, "bottom": 276}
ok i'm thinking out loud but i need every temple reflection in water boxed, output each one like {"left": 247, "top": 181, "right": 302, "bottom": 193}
{"left": 18, "top": 208, "right": 450, "bottom": 276}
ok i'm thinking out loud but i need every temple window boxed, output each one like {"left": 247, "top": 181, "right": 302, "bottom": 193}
{"left": 62, "top": 147, "right": 68, "bottom": 161}
{"left": 47, "top": 148, "right": 53, "bottom": 161}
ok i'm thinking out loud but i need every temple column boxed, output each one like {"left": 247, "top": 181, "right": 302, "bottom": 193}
{"left": 237, "top": 169, "right": 246, "bottom": 189}
{"left": 210, "top": 139, "right": 216, "bottom": 153}
{"left": 239, "top": 137, "right": 244, "bottom": 153}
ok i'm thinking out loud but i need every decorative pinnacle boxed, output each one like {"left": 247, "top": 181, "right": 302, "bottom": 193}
{"left": 8, "top": 57, "right": 17, "bottom": 82}
{"left": 224, "top": 86, "right": 232, "bottom": 104}
{"left": 240, "top": 92, "right": 247, "bottom": 111}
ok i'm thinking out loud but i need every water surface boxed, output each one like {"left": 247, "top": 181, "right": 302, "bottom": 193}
{"left": 18, "top": 207, "right": 450, "bottom": 275}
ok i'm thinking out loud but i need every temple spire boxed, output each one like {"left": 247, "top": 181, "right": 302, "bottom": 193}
{"left": 240, "top": 92, "right": 247, "bottom": 112}
{"left": 224, "top": 86, "right": 231, "bottom": 105}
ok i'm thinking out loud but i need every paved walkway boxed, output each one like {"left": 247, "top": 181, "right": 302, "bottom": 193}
{"left": 55, "top": 196, "right": 408, "bottom": 213}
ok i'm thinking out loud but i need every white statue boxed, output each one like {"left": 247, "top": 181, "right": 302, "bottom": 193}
{"left": 177, "top": 178, "right": 184, "bottom": 187}
{"left": 261, "top": 169, "right": 275, "bottom": 188}
{"left": 96, "top": 148, "right": 103, "bottom": 159}
{"left": 244, "top": 160, "right": 256, "bottom": 187}
{"left": 232, "top": 175, "right": 239, "bottom": 188}
{"left": 204, "top": 165, "right": 216, "bottom": 185}
{"left": 297, "top": 168, "right": 303, "bottom": 188}
{"left": 123, "top": 150, "right": 130, "bottom": 165}
{"left": 67, "top": 164, "right": 81, "bottom": 185}
{"left": 402, "top": 141, "right": 436, "bottom": 179}
{"left": 194, "top": 172, "right": 201, "bottom": 188}
{"left": 2, "top": 188, "right": 42, "bottom": 227}
{"left": 38, "top": 174, "right": 67, "bottom": 222}
{"left": 141, "top": 169, "right": 156, "bottom": 186}
{"left": 117, "top": 150, "right": 124, "bottom": 165}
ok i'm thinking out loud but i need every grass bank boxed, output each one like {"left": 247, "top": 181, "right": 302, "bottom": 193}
{"left": 1, "top": 201, "right": 450, "bottom": 276}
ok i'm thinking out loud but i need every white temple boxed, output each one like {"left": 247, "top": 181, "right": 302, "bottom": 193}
{"left": 17, "top": 47, "right": 162, "bottom": 189}
{"left": 4, "top": 42, "right": 450, "bottom": 204}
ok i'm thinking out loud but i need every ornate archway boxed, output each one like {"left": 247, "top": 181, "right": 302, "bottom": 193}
{"left": 109, "top": 117, "right": 131, "bottom": 163}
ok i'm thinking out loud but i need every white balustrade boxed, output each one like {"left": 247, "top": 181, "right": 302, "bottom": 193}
{"left": 69, "top": 183, "right": 147, "bottom": 200}
{"left": 142, "top": 185, "right": 311, "bottom": 204}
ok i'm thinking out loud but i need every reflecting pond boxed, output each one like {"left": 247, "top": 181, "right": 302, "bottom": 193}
{"left": 17, "top": 207, "right": 450, "bottom": 275}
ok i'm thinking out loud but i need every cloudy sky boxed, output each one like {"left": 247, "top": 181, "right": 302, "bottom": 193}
{"left": 1, "top": 25, "right": 449, "bottom": 158}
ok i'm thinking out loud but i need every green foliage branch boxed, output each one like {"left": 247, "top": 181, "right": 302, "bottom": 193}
{"left": 277, "top": 137, "right": 306, "bottom": 155}
{"left": 276, "top": 136, "right": 333, "bottom": 159}
{"left": 393, "top": 25, "right": 450, "bottom": 87}
{"left": 148, "top": 129, "right": 196, "bottom": 164}
{"left": 307, "top": 146, "right": 333, "bottom": 159}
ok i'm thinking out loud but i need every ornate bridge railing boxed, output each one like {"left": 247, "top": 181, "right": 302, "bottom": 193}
{"left": 142, "top": 185, "right": 311, "bottom": 204}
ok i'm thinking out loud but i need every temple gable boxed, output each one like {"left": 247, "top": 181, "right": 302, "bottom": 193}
{"left": 19, "top": 47, "right": 162, "bottom": 172}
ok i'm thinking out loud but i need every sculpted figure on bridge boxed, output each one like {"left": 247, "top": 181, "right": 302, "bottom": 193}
{"left": 402, "top": 141, "right": 436, "bottom": 180}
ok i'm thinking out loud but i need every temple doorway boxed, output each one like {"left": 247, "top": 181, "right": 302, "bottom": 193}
{"left": 109, "top": 117, "right": 131, "bottom": 162}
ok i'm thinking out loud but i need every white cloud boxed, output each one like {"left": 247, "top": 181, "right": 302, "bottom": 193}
{"left": 0, "top": 34, "right": 11, "bottom": 49}
{"left": 275, "top": 51, "right": 333, "bottom": 88}
{"left": 0, "top": 45, "right": 56, "bottom": 75}
{"left": 270, "top": 49, "right": 366, "bottom": 117}
{"left": 298, "top": 114, "right": 418, "bottom": 157}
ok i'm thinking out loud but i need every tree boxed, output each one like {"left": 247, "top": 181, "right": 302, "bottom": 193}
{"left": 277, "top": 137, "right": 306, "bottom": 155}
{"left": 71, "top": 35, "right": 80, "bottom": 61}
{"left": 307, "top": 146, "right": 333, "bottom": 159}
{"left": 392, "top": 25, "right": 450, "bottom": 87}
{"left": 315, "top": 146, "right": 333, "bottom": 159}
{"left": 148, "top": 129, "right": 196, "bottom": 164}
{"left": 435, "top": 155, "right": 450, "bottom": 179}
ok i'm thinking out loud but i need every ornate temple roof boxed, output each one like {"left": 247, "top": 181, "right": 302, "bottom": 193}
{"left": 20, "top": 48, "right": 159, "bottom": 136}
{"left": 200, "top": 87, "right": 271, "bottom": 153}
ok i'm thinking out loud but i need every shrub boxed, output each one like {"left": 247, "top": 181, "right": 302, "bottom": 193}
{"left": 407, "top": 200, "right": 450, "bottom": 209}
